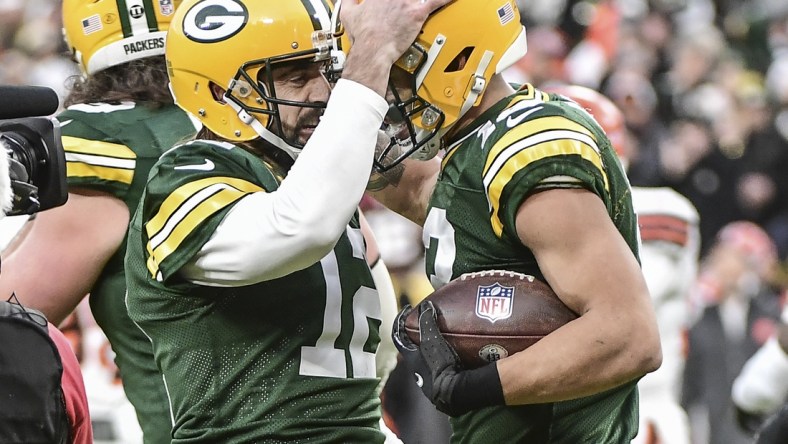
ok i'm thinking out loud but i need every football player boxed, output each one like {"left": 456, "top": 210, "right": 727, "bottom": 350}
{"left": 361, "top": 1, "right": 663, "bottom": 441}
{"left": 123, "top": 0, "right": 448, "bottom": 442}
{"left": 542, "top": 84, "right": 700, "bottom": 444}
{"left": 0, "top": 1, "right": 196, "bottom": 441}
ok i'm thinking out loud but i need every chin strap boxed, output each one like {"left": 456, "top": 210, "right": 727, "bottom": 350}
{"left": 459, "top": 50, "right": 494, "bottom": 119}
{"left": 224, "top": 93, "right": 302, "bottom": 160}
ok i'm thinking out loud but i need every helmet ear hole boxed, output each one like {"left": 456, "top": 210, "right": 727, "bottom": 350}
{"left": 445, "top": 47, "right": 474, "bottom": 73}
{"left": 208, "top": 82, "right": 226, "bottom": 104}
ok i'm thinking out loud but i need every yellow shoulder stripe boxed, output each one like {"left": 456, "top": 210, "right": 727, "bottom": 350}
{"left": 146, "top": 176, "right": 263, "bottom": 237}
{"left": 63, "top": 136, "right": 137, "bottom": 184}
{"left": 67, "top": 163, "right": 134, "bottom": 185}
{"left": 486, "top": 138, "right": 608, "bottom": 237}
{"left": 146, "top": 187, "right": 254, "bottom": 277}
{"left": 144, "top": 176, "right": 263, "bottom": 277}
{"left": 62, "top": 136, "right": 136, "bottom": 159}
{"left": 483, "top": 115, "right": 597, "bottom": 176}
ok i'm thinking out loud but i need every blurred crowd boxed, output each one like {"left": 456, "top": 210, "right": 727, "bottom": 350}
{"left": 1, "top": 0, "right": 787, "bottom": 443}
{"left": 506, "top": 0, "right": 788, "bottom": 263}
{"left": 0, "top": 0, "right": 78, "bottom": 101}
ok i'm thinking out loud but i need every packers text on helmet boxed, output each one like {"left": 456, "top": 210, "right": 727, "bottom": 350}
{"left": 63, "top": 0, "right": 182, "bottom": 75}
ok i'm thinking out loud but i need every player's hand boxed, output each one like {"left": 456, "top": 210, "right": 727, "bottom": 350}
{"left": 392, "top": 303, "right": 438, "bottom": 403}
{"left": 392, "top": 301, "right": 505, "bottom": 416}
{"left": 340, "top": 0, "right": 452, "bottom": 65}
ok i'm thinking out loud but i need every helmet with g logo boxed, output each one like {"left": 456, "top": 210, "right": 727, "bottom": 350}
{"left": 63, "top": 0, "right": 182, "bottom": 75}
{"left": 166, "top": 0, "right": 339, "bottom": 159}
{"left": 369, "top": 0, "right": 528, "bottom": 170}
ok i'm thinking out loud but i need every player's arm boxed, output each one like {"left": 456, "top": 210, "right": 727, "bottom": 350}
{"left": 0, "top": 188, "right": 129, "bottom": 324}
{"left": 178, "top": 0, "right": 452, "bottom": 286}
{"left": 494, "top": 188, "right": 662, "bottom": 404}
{"left": 391, "top": 188, "right": 661, "bottom": 416}
{"left": 179, "top": 82, "right": 388, "bottom": 286}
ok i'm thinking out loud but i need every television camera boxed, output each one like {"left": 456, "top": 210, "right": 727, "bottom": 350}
{"left": 0, "top": 85, "right": 67, "bottom": 217}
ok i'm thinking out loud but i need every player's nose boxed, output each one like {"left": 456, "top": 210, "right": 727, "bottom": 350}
{"left": 308, "top": 74, "right": 331, "bottom": 103}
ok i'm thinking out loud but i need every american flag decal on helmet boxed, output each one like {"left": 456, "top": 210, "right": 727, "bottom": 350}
{"left": 82, "top": 14, "right": 102, "bottom": 35}
{"left": 497, "top": 3, "right": 515, "bottom": 26}
{"left": 476, "top": 282, "right": 514, "bottom": 323}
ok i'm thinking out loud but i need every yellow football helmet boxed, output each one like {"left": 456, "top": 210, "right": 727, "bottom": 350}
{"left": 166, "top": 0, "right": 339, "bottom": 159}
{"left": 63, "top": 0, "right": 182, "bottom": 75}
{"left": 370, "top": 0, "right": 528, "bottom": 170}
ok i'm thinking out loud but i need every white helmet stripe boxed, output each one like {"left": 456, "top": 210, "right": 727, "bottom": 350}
{"left": 125, "top": 0, "right": 152, "bottom": 36}
{"left": 309, "top": 0, "right": 332, "bottom": 30}
{"left": 300, "top": 0, "right": 331, "bottom": 31}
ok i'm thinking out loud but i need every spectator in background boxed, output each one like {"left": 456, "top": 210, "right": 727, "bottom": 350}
{"left": 563, "top": 0, "right": 621, "bottom": 88}
{"left": 732, "top": 303, "right": 788, "bottom": 438}
{"left": 0, "top": 0, "right": 78, "bottom": 101}
{"left": 659, "top": 117, "right": 742, "bottom": 254}
{"left": 502, "top": 25, "right": 568, "bottom": 87}
{"left": 604, "top": 68, "right": 668, "bottom": 187}
{"left": 728, "top": 73, "right": 788, "bottom": 231}
{"left": 762, "top": 55, "right": 788, "bottom": 258}
{"left": 682, "top": 221, "right": 784, "bottom": 444}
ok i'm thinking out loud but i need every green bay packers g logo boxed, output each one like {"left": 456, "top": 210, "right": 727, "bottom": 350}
{"left": 182, "top": 0, "right": 248, "bottom": 43}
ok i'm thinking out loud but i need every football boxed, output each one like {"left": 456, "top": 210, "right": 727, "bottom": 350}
{"left": 404, "top": 270, "right": 577, "bottom": 369}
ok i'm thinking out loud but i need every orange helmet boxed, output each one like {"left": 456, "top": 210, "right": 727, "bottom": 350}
{"left": 542, "top": 84, "right": 628, "bottom": 162}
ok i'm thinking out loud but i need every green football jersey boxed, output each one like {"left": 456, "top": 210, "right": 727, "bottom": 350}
{"left": 125, "top": 140, "right": 385, "bottom": 443}
{"left": 57, "top": 102, "right": 197, "bottom": 443}
{"left": 423, "top": 85, "right": 641, "bottom": 443}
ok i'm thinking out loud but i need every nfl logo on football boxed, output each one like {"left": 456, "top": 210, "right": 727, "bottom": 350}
{"left": 475, "top": 283, "right": 514, "bottom": 323}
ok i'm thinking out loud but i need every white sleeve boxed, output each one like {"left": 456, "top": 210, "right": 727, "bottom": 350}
{"left": 181, "top": 80, "right": 388, "bottom": 287}
{"left": 370, "top": 258, "right": 399, "bottom": 389}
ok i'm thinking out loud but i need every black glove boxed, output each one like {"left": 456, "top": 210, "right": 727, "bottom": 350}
{"left": 392, "top": 301, "right": 505, "bottom": 416}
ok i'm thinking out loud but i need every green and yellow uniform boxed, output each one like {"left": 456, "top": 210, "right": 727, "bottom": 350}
{"left": 125, "top": 140, "right": 384, "bottom": 443}
{"left": 58, "top": 101, "right": 196, "bottom": 443}
{"left": 423, "top": 85, "right": 640, "bottom": 443}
